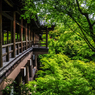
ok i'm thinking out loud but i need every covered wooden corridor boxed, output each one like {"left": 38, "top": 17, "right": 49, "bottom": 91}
{"left": 0, "top": 0, "right": 54, "bottom": 94}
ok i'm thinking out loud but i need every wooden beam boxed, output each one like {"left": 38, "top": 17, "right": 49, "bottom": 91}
{"left": 4, "top": 0, "right": 13, "bottom": 7}
{"left": 0, "top": 0, "right": 2, "bottom": 67}
{"left": 2, "top": 12, "right": 13, "bottom": 21}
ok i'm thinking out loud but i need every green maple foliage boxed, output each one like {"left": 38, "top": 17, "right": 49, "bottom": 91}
{"left": 22, "top": 0, "right": 95, "bottom": 51}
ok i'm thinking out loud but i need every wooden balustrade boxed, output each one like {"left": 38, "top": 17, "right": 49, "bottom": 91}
{"left": 2, "top": 41, "right": 26, "bottom": 62}
{"left": 2, "top": 40, "right": 47, "bottom": 63}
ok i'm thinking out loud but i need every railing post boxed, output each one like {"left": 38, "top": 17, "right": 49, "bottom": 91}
{"left": 21, "top": 19, "right": 23, "bottom": 52}
{"left": 6, "top": 46, "right": 9, "bottom": 61}
{"left": 0, "top": 0, "right": 2, "bottom": 67}
{"left": 7, "top": 31, "right": 9, "bottom": 44}
{"left": 46, "top": 28, "right": 48, "bottom": 48}
{"left": 12, "top": 12, "right": 16, "bottom": 58}
{"left": 25, "top": 23, "right": 27, "bottom": 50}
{"left": 17, "top": 43, "right": 19, "bottom": 55}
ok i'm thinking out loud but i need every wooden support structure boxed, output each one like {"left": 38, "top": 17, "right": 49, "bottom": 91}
{"left": 25, "top": 63, "right": 29, "bottom": 83}
{"left": 29, "top": 26, "right": 30, "bottom": 47}
{"left": 21, "top": 19, "right": 23, "bottom": 52}
{"left": 12, "top": 12, "right": 16, "bottom": 57}
{"left": 25, "top": 23, "right": 27, "bottom": 50}
{"left": 7, "top": 31, "right": 9, "bottom": 44}
{"left": 6, "top": 46, "right": 9, "bottom": 61}
{"left": 21, "top": 67, "right": 26, "bottom": 83}
{"left": 17, "top": 73, "right": 22, "bottom": 85}
{"left": 35, "top": 55, "right": 37, "bottom": 70}
{"left": 0, "top": 0, "right": 2, "bottom": 67}
{"left": 33, "top": 32, "right": 34, "bottom": 44}
{"left": 28, "top": 59, "right": 33, "bottom": 78}
{"left": 10, "top": 21, "right": 13, "bottom": 43}
{"left": 17, "top": 43, "right": 19, "bottom": 55}
{"left": 15, "top": 73, "right": 22, "bottom": 95}
{"left": 31, "top": 31, "right": 33, "bottom": 46}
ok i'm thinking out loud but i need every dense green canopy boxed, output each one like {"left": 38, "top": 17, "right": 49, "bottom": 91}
{"left": 22, "top": 0, "right": 95, "bottom": 51}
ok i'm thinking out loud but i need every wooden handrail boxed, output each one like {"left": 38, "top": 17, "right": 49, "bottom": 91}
{"left": 9, "top": 50, "right": 13, "bottom": 53}
{"left": 2, "top": 43, "right": 13, "bottom": 48}
{"left": 2, "top": 50, "right": 13, "bottom": 57}
{"left": 22, "top": 41, "right": 26, "bottom": 43}
{"left": 15, "top": 41, "right": 21, "bottom": 44}
{"left": 2, "top": 53, "right": 7, "bottom": 57}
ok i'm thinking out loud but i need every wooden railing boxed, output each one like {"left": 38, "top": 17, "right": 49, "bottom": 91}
{"left": 2, "top": 41, "right": 32, "bottom": 62}
{"left": 2, "top": 40, "right": 47, "bottom": 63}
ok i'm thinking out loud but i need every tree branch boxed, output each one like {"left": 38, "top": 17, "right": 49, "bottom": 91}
{"left": 76, "top": 0, "right": 93, "bottom": 30}
{"left": 92, "top": 22, "right": 95, "bottom": 26}
{"left": 67, "top": 12, "right": 95, "bottom": 51}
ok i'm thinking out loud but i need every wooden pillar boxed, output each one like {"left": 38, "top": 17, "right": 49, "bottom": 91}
{"left": 2, "top": 31, "right": 4, "bottom": 45}
{"left": 28, "top": 59, "right": 33, "bottom": 78}
{"left": 19, "top": 26, "right": 21, "bottom": 41}
{"left": 21, "top": 19, "right": 23, "bottom": 52}
{"left": 31, "top": 32, "right": 33, "bottom": 46}
{"left": 35, "top": 55, "right": 37, "bottom": 70}
{"left": 29, "top": 26, "right": 30, "bottom": 47}
{"left": 33, "top": 32, "right": 34, "bottom": 45}
{"left": 12, "top": 12, "right": 16, "bottom": 58}
{"left": 7, "top": 31, "right": 9, "bottom": 44}
{"left": 25, "top": 24, "right": 27, "bottom": 50}
{"left": 21, "top": 67, "right": 26, "bottom": 84}
{"left": 0, "top": 0, "right": 2, "bottom": 67}
{"left": 17, "top": 73, "right": 22, "bottom": 84}
{"left": 14, "top": 73, "right": 22, "bottom": 95}
{"left": 30, "top": 32, "right": 31, "bottom": 46}
{"left": 46, "top": 28, "right": 48, "bottom": 48}
{"left": 25, "top": 64, "right": 29, "bottom": 83}
{"left": 10, "top": 21, "right": 13, "bottom": 43}
{"left": 17, "top": 29, "right": 19, "bottom": 55}
{"left": 17, "top": 26, "right": 20, "bottom": 54}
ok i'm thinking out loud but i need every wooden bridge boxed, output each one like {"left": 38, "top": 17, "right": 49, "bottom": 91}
{"left": 0, "top": 0, "right": 55, "bottom": 94}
